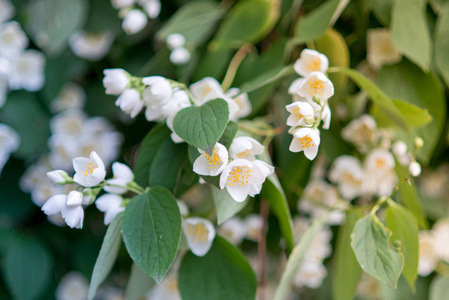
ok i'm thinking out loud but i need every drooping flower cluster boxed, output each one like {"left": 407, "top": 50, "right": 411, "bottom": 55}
{"left": 166, "top": 33, "right": 191, "bottom": 66}
{"left": 110, "top": 0, "right": 161, "bottom": 35}
{"left": 0, "top": 1, "right": 45, "bottom": 107}
{"left": 286, "top": 49, "right": 334, "bottom": 160}
{"left": 192, "top": 136, "right": 274, "bottom": 203}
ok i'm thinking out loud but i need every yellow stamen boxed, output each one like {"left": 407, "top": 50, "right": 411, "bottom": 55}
{"left": 237, "top": 149, "right": 252, "bottom": 159}
{"left": 306, "top": 57, "right": 321, "bottom": 73}
{"left": 82, "top": 162, "right": 97, "bottom": 177}
{"left": 227, "top": 165, "right": 252, "bottom": 187}
{"left": 305, "top": 78, "right": 325, "bottom": 96}
{"left": 299, "top": 135, "right": 315, "bottom": 149}
{"left": 293, "top": 107, "right": 304, "bottom": 122}
{"left": 187, "top": 223, "right": 209, "bottom": 243}
{"left": 204, "top": 147, "right": 222, "bottom": 170}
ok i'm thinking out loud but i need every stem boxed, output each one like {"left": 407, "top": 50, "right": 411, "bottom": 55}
{"left": 169, "top": 80, "right": 200, "bottom": 106}
{"left": 312, "top": 99, "right": 328, "bottom": 129}
{"left": 258, "top": 200, "right": 269, "bottom": 300}
{"left": 221, "top": 43, "right": 254, "bottom": 91}
{"left": 102, "top": 183, "right": 143, "bottom": 195}
{"left": 238, "top": 123, "right": 285, "bottom": 137}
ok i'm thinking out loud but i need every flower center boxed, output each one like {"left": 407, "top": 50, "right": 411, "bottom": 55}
{"left": 82, "top": 162, "right": 97, "bottom": 177}
{"left": 375, "top": 158, "right": 386, "bottom": 169}
{"left": 237, "top": 149, "right": 252, "bottom": 159}
{"left": 343, "top": 172, "right": 361, "bottom": 186}
{"left": 306, "top": 57, "right": 321, "bottom": 73}
{"left": 227, "top": 166, "right": 252, "bottom": 186}
{"left": 205, "top": 147, "right": 222, "bottom": 170}
{"left": 299, "top": 135, "right": 315, "bottom": 149}
{"left": 305, "top": 78, "right": 324, "bottom": 96}
{"left": 187, "top": 223, "right": 209, "bottom": 243}
{"left": 293, "top": 107, "right": 305, "bottom": 122}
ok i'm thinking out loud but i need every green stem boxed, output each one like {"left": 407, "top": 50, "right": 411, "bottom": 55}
{"left": 221, "top": 43, "right": 254, "bottom": 92}
{"left": 101, "top": 182, "right": 143, "bottom": 195}
{"left": 312, "top": 99, "right": 328, "bottom": 129}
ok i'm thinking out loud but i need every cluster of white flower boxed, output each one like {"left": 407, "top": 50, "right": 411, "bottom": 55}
{"left": 0, "top": 0, "right": 45, "bottom": 107}
{"left": 292, "top": 216, "right": 333, "bottom": 289}
{"left": 193, "top": 137, "right": 274, "bottom": 202}
{"left": 166, "top": 33, "right": 191, "bottom": 66}
{"left": 0, "top": 123, "right": 20, "bottom": 175}
{"left": 218, "top": 214, "right": 264, "bottom": 246}
{"left": 111, "top": 0, "right": 161, "bottom": 35}
{"left": 286, "top": 49, "right": 334, "bottom": 161}
{"left": 417, "top": 218, "right": 449, "bottom": 276}
{"left": 69, "top": 31, "right": 114, "bottom": 61}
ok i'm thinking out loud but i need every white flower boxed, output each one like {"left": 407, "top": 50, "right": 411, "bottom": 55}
{"left": 293, "top": 49, "right": 329, "bottom": 77}
{"left": 392, "top": 140, "right": 407, "bottom": 157}
{"left": 42, "top": 192, "right": 85, "bottom": 229}
{"left": 122, "top": 9, "right": 148, "bottom": 35}
{"left": 0, "top": 21, "right": 28, "bottom": 58}
{"left": 432, "top": 218, "right": 449, "bottom": 262}
{"left": 367, "top": 28, "right": 401, "bottom": 70}
{"left": 115, "top": 89, "right": 144, "bottom": 118}
{"left": 183, "top": 217, "right": 216, "bottom": 257}
{"left": 50, "top": 109, "right": 87, "bottom": 137}
{"left": 147, "top": 272, "right": 180, "bottom": 300}
{"left": 329, "top": 155, "right": 364, "bottom": 200}
{"left": 55, "top": 271, "right": 88, "bottom": 300}
{"left": 69, "top": 31, "right": 114, "bottom": 61}
{"left": 73, "top": 151, "right": 106, "bottom": 187}
{"left": 0, "top": 0, "right": 15, "bottom": 24}
{"left": 244, "top": 214, "right": 263, "bottom": 241}
{"left": 170, "top": 47, "right": 191, "bottom": 65}
{"left": 293, "top": 216, "right": 309, "bottom": 242}
{"left": 103, "top": 162, "right": 134, "bottom": 194}
{"left": 289, "top": 127, "right": 320, "bottom": 160}
{"left": 103, "top": 68, "right": 130, "bottom": 95}
{"left": 418, "top": 231, "right": 438, "bottom": 276}
{"left": 363, "top": 149, "right": 397, "bottom": 197}
{"left": 305, "top": 227, "right": 333, "bottom": 261}
{"left": 225, "top": 88, "right": 252, "bottom": 120}
{"left": 409, "top": 161, "right": 421, "bottom": 177}
{"left": 0, "top": 123, "right": 20, "bottom": 174}
{"left": 229, "top": 136, "right": 264, "bottom": 160}
{"left": 189, "top": 77, "right": 224, "bottom": 104}
{"left": 218, "top": 217, "right": 246, "bottom": 245}
{"left": 293, "top": 260, "right": 327, "bottom": 289}
{"left": 47, "top": 170, "right": 70, "bottom": 185}
{"left": 219, "top": 159, "right": 274, "bottom": 203}
{"left": 341, "top": 114, "right": 378, "bottom": 150}
{"left": 111, "top": 0, "right": 134, "bottom": 9}
{"left": 321, "top": 104, "right": 331, "bottom": 130}
{"left": 51, "top": 83, "right": 86, "bottom": 113}
{"left": 364, "top": 148, "right": 395, "bottom": 176}
{"left": 8, "top": 49, "right": 45, "bottom": 91}
{"left": 285, "top": 101, "right": 315, "bottom": 127}
{"left": 142, "top": 76, "right": 172, "bottom": 121}
{"left": 193, "top": 143, "right": 228, "bottom": 176}
{"left": 166, "top": 33, "right": 186, "bottom": 50}
{"left": 295, "top": 72, "right": 334, "bottom": 104}
{"left": 160, "top": 88, "right": 191, "bottom": 118}
{"left": 95, "top": 193, "right": 125, "bottom": 225}
{"left": 140, "top": 0, "right": 161, "bottom": 19}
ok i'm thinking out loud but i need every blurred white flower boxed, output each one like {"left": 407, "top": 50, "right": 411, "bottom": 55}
{"left": 183, "top": 217, "right": 216, "bottom": 257}
{"left": 189, "top": 77, "right": 224, "bottom": 104}
{"left": 305, "top": 227, "right": 333, "bottom": 261}
{"left": 142, "top": 76, "right": 172, "bottom": 121}
{"left": 218, "top": 217, "right": 246, "bottom": 245}
{"left": 367, "top": 28, "right": 401, "bottom": 70}
{"left": 229, "top": 136, "right": 264, "bottom": 160}
{"left": 432, "top": 218, "right": 449, "bottom": 262}
{"left": 50, "top": 109, "right": 87, "bottom": 137}
{"left": 166, "top": 33, "right": 186, "bottom": 50}
{"left": 103, "top": 68, "right": 130, "bottom": 96}
{"left": 169, "top": 47, "right": 191, "bottom": 65}
{"left": 51, "top": 83, "right": 86, "bottom": 113}
{"left": 293, "top": 216, "right": 309, "bottom": 242}
{"left": 363, "top": 148, "right": 397, "bottom": 196}
{"left": 55, "top": 271, "right": 88, "bottom": 300}
{"left": 147, "top": 272, "right": 180, "bottom": 300}
{"left": 225, "top": 88, "right": 252, "bottom": 120}
{"left": 69, "top": 31, "right": 114, "bottom": 61}
{"left": 293, "top": 49, "right": 329, "bottom": 77}
{"left": 418, "top": 231, "right": 438, "bottom": 276}
{"left": 95, "top": 193, "right": 125, "bottom": 225}
{"left": 285, "top": 101, "right": 315, "bottom": 127}
{"left": 177, "top": 200, "right": 189, "bottom": 217}
{"left": 115, "top": 89, "right": 144, "bottom": 118}
{"left": 289, "top": 127, "right": 320, "bottom": 160}
{"left": 193, "top": 143, "right": 228, "bottom": 176}
{"left": 73, "top": 151, "right": 106, "bottom": 187}
{"left": 341, "top": 114, "right": 378, "bottom": 151}
{"left": 295, "top": 72, "right": 334, "bottom": 104}
{"left": 0, "top": 21, "right": 28, "bottom": 58}
{"left": 122, "top": 9, "right": 148, "bottom": 35}
{"left": 219, "top": 159, "right": 274, "bottom": 203}
{"left": 0, "top": 0, "right": 15, "bottom": 24}
{"left": 293, "top": 260, "right": 327, "bottom": 289}
{"left": 8, "top": 49, "right": 45, "bottom": 91}
{"left": 245, "top": 214, "right": 263, "bottom": 242}
{"left": 409, "top": 161, "right": 421, "bottom": 177}
{"left": 111, "top": 0, "right": 134, "bottom": 9}
{"left": 329, "top": 155, "right": 364, "bottom": 200}
{"left": 140, "top": 0, "right": 161, "bottom": 19}
{"left": 0, "top": 123, "right": 20, "bottom": 175}
{"left": 104, "top": 162, "right": 134, "bottom": 194}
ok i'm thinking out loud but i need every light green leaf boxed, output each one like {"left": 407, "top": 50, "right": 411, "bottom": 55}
{"left": 371, "top": 0, "right": 394, "bottom": 26}
{"left": 390, "top": 0, "right": 432, "bottom": 71}
{"left": 88, "top": 214, "right": 123, "bottom": 300}
{"left": 211, "top": 185, "right": 247, "bottom": 225}
{"left": 178, "top": 236, "right": 257, "bottom": 300}
{"left": 239, "top": 65, "right": 295, "bottom": 95}
{"left": 385, "top": 200, "right": 419, "bottom": 292}
{"left": 430, "top": 275, "right": 449, "bottom": 300}
{"left": 434, "top": 3, "right": 449, "bottom": 88}
{"left": 333, "top": 210, "right": 363, "bottom": 300}
{"left": 351, "top": 214, "right": 404, "bottom": 288}
{"left": 218, "top": 121, "right": 238, "bottom": 149}
{"left": 274, "top": 215, "right": 327, "bottom": 300}
{"left": 173, "top": 99, "right": 229, "bottom": 155}
{"left": 157, "top": 1, "right": 224, "bottom": 46}
{"left": 125, "top": 263, "right": 155, "bottom": 300}
{"left": 328, "top": 67, "right": 409, "bottom": 131}
{"left": 24, "top": 0, "right": 87, "bottom": 55}
{"left": 134, "top": 124, "right": 171, "bottom": 187}
{"left": 377, "top": 61, "right": 446, "bottom": 164}
{"left": 371, "top": 99, "right": 432, "bottom": 129}
{"left": 122, "top": 187, "right": 181, "bottom": 283}
{"left": 3, "top": 237, "right": 53, "bottom": 300}
{"left": 294, "top": 0, "right": 349, "bottom": 43}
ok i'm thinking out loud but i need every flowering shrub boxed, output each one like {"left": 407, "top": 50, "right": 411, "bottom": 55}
{"left": 1, "top": 0, "right": 449, "bottom": 299}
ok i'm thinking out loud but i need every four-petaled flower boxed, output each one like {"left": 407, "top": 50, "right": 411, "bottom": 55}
{"left": 73, "top": 151, "right": 106, "bottom": 187}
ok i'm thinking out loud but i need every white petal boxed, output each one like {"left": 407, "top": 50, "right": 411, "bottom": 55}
{"left": 112, "top": 162, "right": 134, "bottom": 181}
{"left": 42, "top": 194, "right": 66, "bottom": 215}
{"left": 66, "top": 191, "right": 83, "bottom": 207}
{"left": 61, "top": 205, "right": 84, "bottom": 229}
{"left": 183, "top": 217, "right": 216, "bottom": 257}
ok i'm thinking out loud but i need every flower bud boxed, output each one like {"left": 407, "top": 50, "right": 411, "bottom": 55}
{"left": 409, "top": 161, "right": 421, "bottom": 177}
{"left": 47, "top": 170, "right": 69, "bottom": 185}
{"left": 103, "top": 68, "right": 129, "bottom": 95}
{"left": 414, "top": 137, "right": 424, "bottom": 150}
{"left": 122, "top": 9, "right": 147, "bottom": 35}
{"left": 304, "top": 116, "right": 315, "bottom": 126}
{"left": 66, "top": 191, "right": 83, "bottom": 207}
{"left": 312, "top": 95, "right": 321, "bottom": 104}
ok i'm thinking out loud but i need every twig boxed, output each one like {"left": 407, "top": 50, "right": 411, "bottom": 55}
{"left": 258, "top": 200, "right": 269, "bottom": 300}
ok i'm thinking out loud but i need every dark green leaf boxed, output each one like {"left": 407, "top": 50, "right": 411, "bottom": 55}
{"left": 178, "top": 236, "right": 257, "bottom": 300}
{"left": 122, "top": 187, "right": 181, "bottom": 283}
{"left": 371, "top": 0, "right": 394, "bottom": 26}
{"left": 218, "top": 121, "right": 238, "bottom": 149}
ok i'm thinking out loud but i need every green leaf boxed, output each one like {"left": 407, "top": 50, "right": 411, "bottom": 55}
{"left": 24, "top": 0, "right": 87, "bottom": 55}
{"left": 351, "top": 214, "right": 404, "bottom": 288}
{"left": 385, "top": 200, "right": 419, "bottom": 292}
{"left": 211, "top": 186, "right": 247, "bottom": 225}
{"left": 328, "top": 67, "right": 408, "bottom": 132}
{"left": 239, "top": 65, "right": 295, "bottom": 95}
{"left": 178, "top": 236, "right": 257, "bottom": 300}
{"left": 390, "top": 0, "right": 432, "bottom": 71}
{"left": 88, "top": 214, "right": 123, "bottom": 300}
{"left": 157, "top": 1, "right": 224, "bottom": 46}
{"left": 294, "top": 0, "right": 349, "bottom": 43}
{"left": 377, "top": 61, "right": 446, "bottom": 164}
{"left": 218, "top": 121, "right": 238, "bottom": 149}
{"left": 371, "top": 99, "right": 432, "bottom": 129}
{"left": 3, "top": 238, "right": 53, "bottom": 300}
{"left": 134, "top": 124, "right": 171, "bottom": 187}
{"left": 173, "top": 99, "right": 229, "bottom": 155}
{"left": 371, "top": 0, "right": 394, "bottom": 26}
{"left": 430, "top": 275, "right": 449, "bottom": 300}
{"left": 122, "top": 187, "right": 182, "bottom": 283}
{"left": 213, "top": 0, "right": 280, "bottom": 45}
{"left": 273, "top": 215, "right": 327, "bottom": 300}
{"left": 434, "top": 3, "right": 449, "bottom": 88}
{"left": 333, "top": 210, "right": 363, "bottom": 300}
{"left": 125, "top": 263, "right": 155, "bottom": 300}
